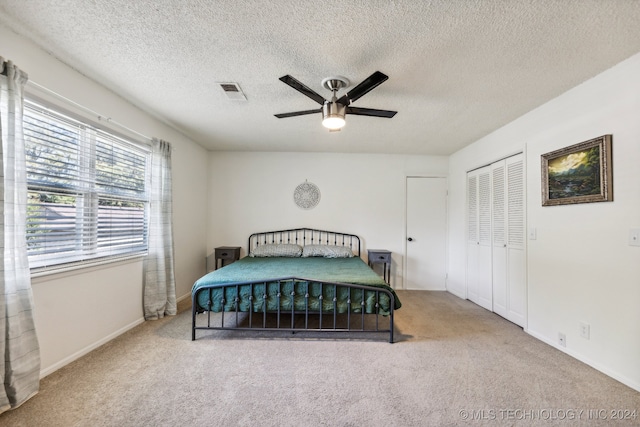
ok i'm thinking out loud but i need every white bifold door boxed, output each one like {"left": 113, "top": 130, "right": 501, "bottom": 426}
{"left": 466, "top": 166, "right": 492, "bottom": 310}
{"left": 466, "top": 154, "right": 526, "bottom": 327}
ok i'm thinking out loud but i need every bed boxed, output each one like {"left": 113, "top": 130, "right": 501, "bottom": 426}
{"left": 191, "top": 228, "right": 401, "bottom": 342}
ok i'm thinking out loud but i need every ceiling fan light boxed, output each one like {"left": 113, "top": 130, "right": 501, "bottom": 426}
{"left": 322, "top": 102, "right": 346, "bottom": 130}
{"left": 322, "top": 116, "right": 346, "bottom": 130}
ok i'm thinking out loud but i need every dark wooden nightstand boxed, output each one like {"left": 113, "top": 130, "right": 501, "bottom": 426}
{"left": 207, "top": 246, "right": 241, "bottom": 272}
{"left": 368, "top": 249, "right": 392, "bottom": 284}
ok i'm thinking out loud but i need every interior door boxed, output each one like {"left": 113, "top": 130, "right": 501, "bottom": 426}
{"left": 476, "top": 169, "right": 493, "bottom": 310}
{"left": 405, "top": 177, "right": 447, "bottom": 290}
{"left": 467, "top": 155, "right": 526, "bottom": 325}
{"left": 466, "top": 172, "right": 479, "bottom": 302}
{"left": 505, "top": 155, "right": 526, "bottom": 327}
{"left": 466, "top": 166, "right": 493, "bottom": 310}
{"left": 491, "top": 160, "right": 508, "bottom": 318}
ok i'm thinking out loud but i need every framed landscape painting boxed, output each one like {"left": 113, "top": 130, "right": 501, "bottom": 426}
{"left": 541, "top": 135, "right": 613, "bottom": 206}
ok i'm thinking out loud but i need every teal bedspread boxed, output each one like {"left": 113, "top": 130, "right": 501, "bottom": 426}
{"left": 192, "top": 257, "right": 401, "bottom": 315}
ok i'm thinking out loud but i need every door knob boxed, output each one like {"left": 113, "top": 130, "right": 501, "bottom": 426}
{"left": 407, "top": 237, "right": 414, "bottom": 242}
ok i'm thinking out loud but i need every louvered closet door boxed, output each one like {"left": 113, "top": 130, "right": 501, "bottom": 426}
{"left": 491, "top": 161, "right": 508, "bottom": 319}
{"left": 466, "top": 173, "right": 479, "bottom": 303}
{"left": 466, "top": 166, "right": 492, "bottom": 310}
{"left": 476, "top": 169, "right": 493, "bottom": 310}
{"left": 467, "top": 154, "right": 526, "bottom": 326}
{"left": 505, "top": 154, "right": 526, "bottom": 327}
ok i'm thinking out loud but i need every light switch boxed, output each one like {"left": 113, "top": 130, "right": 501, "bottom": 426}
{"left": 630, "top": 229, "right": 640, "bottom": 247}
{"left": 528, "top": 227, "right": 537, "bottom": 240}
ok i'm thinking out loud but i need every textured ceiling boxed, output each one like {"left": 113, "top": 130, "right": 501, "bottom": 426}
{"left": 1, "top": 0, "right": 640, "bottom": 155}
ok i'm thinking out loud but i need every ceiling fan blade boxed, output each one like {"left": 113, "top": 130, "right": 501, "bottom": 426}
{"left": 346, "top": 106, "right": 397, "bottom": 118}
{"left": 337, "top": 71, "right": 389, "bottom": 105}
{"left": 274, "top": 108, "right": 322, "bottom": 118}
{"left": 279, "top": 75, "right": 326, "bottom": 105}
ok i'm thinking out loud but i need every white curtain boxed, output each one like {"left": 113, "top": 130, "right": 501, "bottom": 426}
{"left": 0, "top": 58, "right": 40, "bottom": 413}
{"left": 143, "top": 138, "right": 176, "bottom": 320}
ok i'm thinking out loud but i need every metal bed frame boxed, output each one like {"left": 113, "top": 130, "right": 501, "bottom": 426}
{"left": 192, "top": 228, "right": 395, "bottom": 342}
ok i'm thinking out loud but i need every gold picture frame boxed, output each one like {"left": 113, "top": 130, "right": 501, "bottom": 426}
{"left": 541, "top": 135, "right": 613, "bottom": 206}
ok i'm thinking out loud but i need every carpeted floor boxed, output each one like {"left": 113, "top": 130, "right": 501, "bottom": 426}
{"left": 1, "top": 290, "right": 638, "bottom": 426}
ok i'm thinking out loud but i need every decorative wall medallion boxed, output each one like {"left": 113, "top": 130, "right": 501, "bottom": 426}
{"left": 293, "top": 181, "right": 321, "bottom": 209}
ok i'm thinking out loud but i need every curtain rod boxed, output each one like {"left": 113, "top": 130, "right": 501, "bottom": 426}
{"left": 26, "top": 80, "right": 153, "bottom": 143}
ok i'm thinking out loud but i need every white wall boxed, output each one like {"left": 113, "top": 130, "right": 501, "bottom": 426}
{"left": 1, "top": 24, "right": 209, "bottom": 376}
{"left": 208, "top": 151, "right": 448, "bottom": 288}
{"left": 448, "top": 52, "right": 640, "bottom": 391}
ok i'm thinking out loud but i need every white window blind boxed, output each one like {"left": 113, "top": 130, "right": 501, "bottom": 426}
{"left": 24, "top": 100, "right": 150, "bottom": 271}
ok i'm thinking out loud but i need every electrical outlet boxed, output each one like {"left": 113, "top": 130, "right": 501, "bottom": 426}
{"left": 579, "top": 322, "right": 590, "bottom": 340}
{"left": 629, "top": 229, "right": 640, "bottom": 247}
{"left": 558, "top": 332, "right": 566, "bottom": 347}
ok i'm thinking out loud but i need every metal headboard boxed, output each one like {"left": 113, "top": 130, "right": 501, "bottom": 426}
{"left": 248, "top": 228, "right": 361, "bottom": 257}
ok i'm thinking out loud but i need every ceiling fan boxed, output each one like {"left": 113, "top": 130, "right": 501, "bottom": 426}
{"left": 274, "top": 71, "right": 397, "bottom": 131}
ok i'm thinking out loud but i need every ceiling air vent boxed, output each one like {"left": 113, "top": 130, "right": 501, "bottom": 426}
{"left": 218, "top": 82, "right": 247, "bottom": 101}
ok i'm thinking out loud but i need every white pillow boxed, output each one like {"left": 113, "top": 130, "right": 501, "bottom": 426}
{"left": 250, "top": 243, "right": 302, "bottom": 257}
{"left": 301, "top": 245, "right": 354, "bottom": 258}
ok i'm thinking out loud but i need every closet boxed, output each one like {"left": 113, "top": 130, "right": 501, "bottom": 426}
{"left": 466, "top": 153, "right": 526, "bottom": 327}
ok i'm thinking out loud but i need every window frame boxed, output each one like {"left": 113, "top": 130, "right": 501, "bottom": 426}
{"left": 23, "top": 96, "right": 152, "bottom": 275}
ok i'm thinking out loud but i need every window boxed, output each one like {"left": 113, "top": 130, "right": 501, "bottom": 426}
{"left": 24, "top": 100, "right": 150, "bottom": 271}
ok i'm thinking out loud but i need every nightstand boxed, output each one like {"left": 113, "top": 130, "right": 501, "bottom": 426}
{"left": 368, "top": 249, "right": 392, "bottom": 284}
{"left": 207, "top": 246, "right": 241, "bottom": 272}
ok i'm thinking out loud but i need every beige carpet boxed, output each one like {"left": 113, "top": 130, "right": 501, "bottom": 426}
{"left": 1, "top": 290, "right": 638, "bottom": 426}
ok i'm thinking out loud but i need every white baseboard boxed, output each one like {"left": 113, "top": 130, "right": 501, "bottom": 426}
{"left": 41, "top": 293, "right": 191, "bottom": 379}
{"left": 526, "top": 329, "right": 640, "bottom": 393}
{"left": 446, "top": 287, "right": 466, "bottom": 299}
{"left": 176, "top": 292, "right": 191, "bottom": 303}
{"left": 447, "top": 289, "right": 639, "bottom": 392}
{"left": 39, "top": 317, "right": 145, "bottom": 379}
